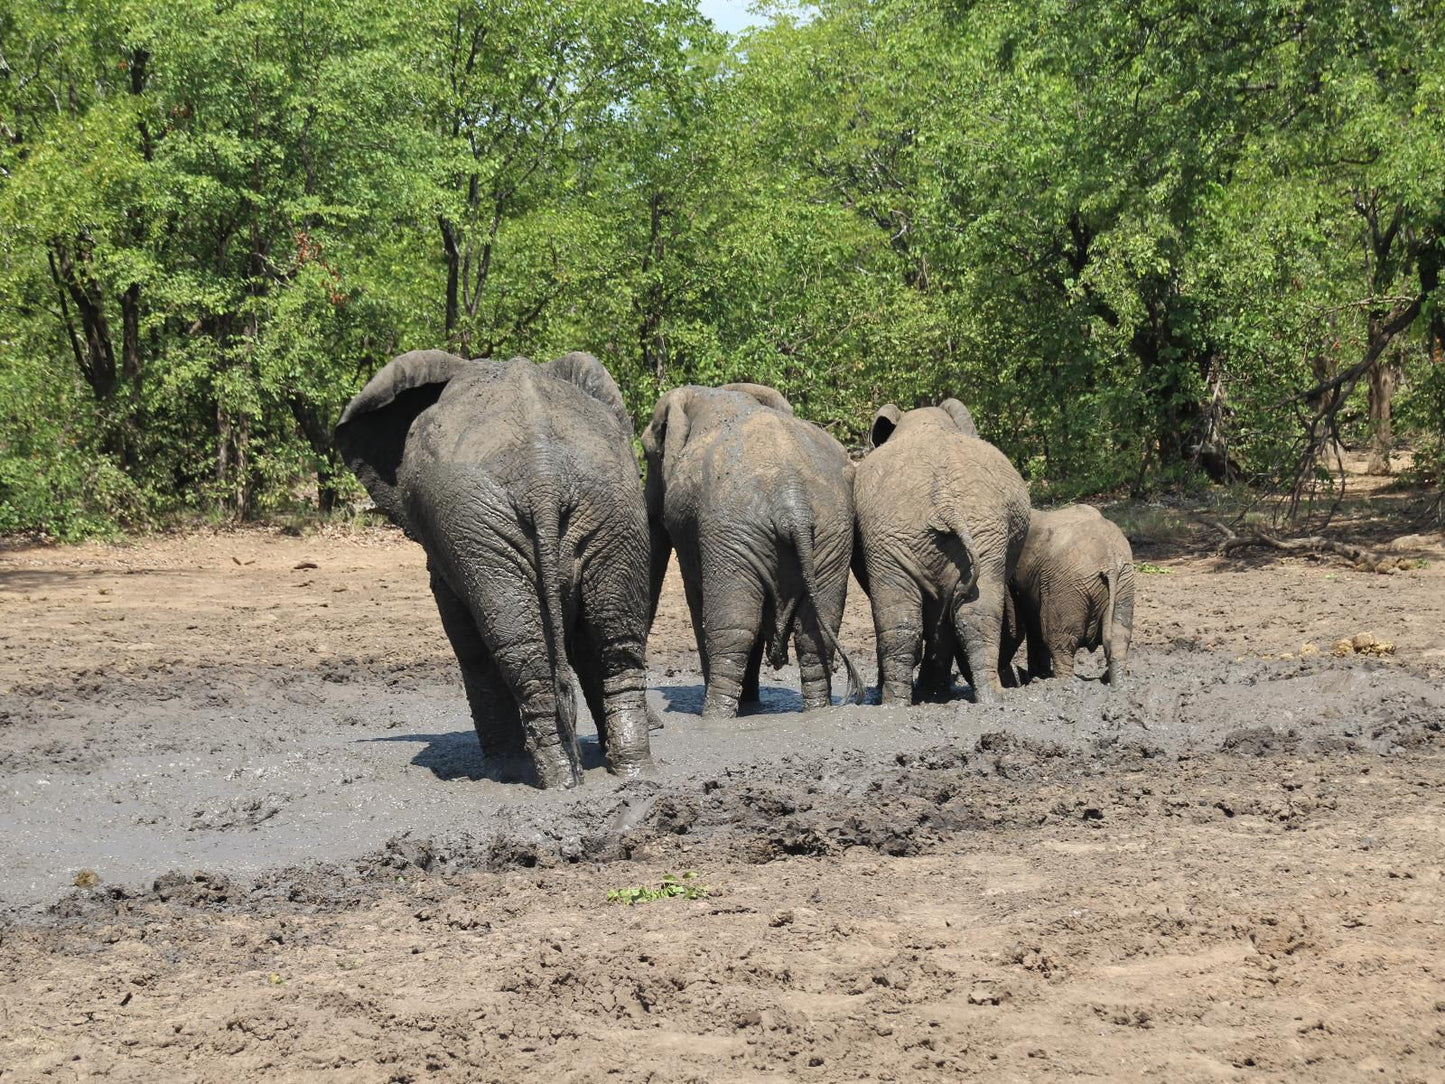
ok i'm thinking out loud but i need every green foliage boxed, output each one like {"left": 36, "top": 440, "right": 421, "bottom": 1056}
{"left": 606, "top": 871, "right": 709, "bottom": 906}
{"left": 2, "top": 0, "right": 1443, "bottom": 537}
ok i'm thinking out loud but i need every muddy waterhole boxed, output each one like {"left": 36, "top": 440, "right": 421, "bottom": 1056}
{"left": 1, "top": 514, "right": 1443, "bottom": 1082}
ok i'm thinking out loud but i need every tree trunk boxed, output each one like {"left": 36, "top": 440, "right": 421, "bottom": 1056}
{"left": 287, "top": 396, "right": 341, "bottom": 512}
{"left": 216, "top": 401, "right": 231, "bottom": 516}
{"left": 638, "top": 191, "right": 668, "bottom": 386}
{"left": 1365, "top": 348, "right": 1399, "bottom": 475}
{"left": 48, "top": 244, "right": 118, "bottom": 400}
{"left": 440, "top": 214, "right": 461, "bottom": 343}
{"left": 236, "top": 413, "right": 252, "bottom": 520}
{"left": 121, "top": 283, "right": 142, "bottom": 394}
{"left": 1132, "top": 290, "right": 1205, "bottom": 471}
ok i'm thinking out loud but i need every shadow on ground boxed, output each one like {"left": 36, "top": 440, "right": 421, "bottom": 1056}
{"left": 363, "top": 731, "right": 608, "bottom": 782}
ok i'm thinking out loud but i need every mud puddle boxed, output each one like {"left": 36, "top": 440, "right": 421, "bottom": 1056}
{"left": 3, "top": 643, "right": 1440, "bottom": 922}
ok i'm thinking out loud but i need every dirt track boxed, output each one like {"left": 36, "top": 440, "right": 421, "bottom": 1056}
{"left": 1, "top": 513, "right": 1444, "bottom": 1081}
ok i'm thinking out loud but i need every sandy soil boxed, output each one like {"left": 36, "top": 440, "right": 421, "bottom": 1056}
{"left": 1, "top": 494, "right": 1443, "bottom": 1081}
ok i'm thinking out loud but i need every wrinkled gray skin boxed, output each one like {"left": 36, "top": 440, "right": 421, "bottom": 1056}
{"left": 853, "top": 399, "right": 1030, "bottom": 705}
{"left": 335, "top": 350, "right": 653, "bottom": 790}
{"left": 642, "top": 384, "right": 862, "bottom": 718}
{"left": 1003, "top": 505, "right": 1136, "bottom": 685}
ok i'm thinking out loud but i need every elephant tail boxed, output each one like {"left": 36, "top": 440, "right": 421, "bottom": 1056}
{"left": 927, "top": 500, "right": 980, "bottom": 610}
{"left": 1103, "top": 559, "right": 1123, "bottom": 684}
{"left": 781, "top": 510, "right": 863, "bottom": 705}
{"left": 529, "top": 495, "right": 583, "bottom": 784}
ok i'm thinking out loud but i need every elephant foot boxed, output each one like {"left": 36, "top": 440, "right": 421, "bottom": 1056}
{"left": 530, "top": 744, "right": 582, "bottom": 790}
{"left": 701, "top": 691, "right": 739, "bottom": 719}
{"left": 646, "top": 704, "right": 665, "bottom": 731}
{"left": 878, "top": 681, "right": 914, "bottom": 707}
{"left": 969, "top": 682, "right": 1000, "bottom": 706}
{"left": 609, "top": 757, "right": 657, "bottom": 780}
{"left": 801, "top": 694, "right": 832, "bottom": 712}
{"left": 602, "top": 704, "right": 654, "bottom": 777}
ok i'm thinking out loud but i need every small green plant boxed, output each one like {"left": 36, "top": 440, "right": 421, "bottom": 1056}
{"left": 1136, "top": 561, "right": 1171, "bottom": 574}
{"left": 606, "top": 871, "right": 709, "bottom": 906}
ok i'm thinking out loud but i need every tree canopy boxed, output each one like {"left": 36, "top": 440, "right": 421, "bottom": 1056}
{"left": 2, "top": 0, "right": 1442, "bottom": 537}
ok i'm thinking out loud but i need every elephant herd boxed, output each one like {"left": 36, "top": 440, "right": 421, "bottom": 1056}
{"left": 335, "top": 350, "right": 1135, "bottom": 789}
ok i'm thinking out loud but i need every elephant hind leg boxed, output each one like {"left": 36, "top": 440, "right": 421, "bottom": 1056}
{"left": 741, "top": 596, "right": 773, "bottom": 707}
{"left": 463, "top": 561, "right": 582, "bottom": 790}
{"left": 792, "top": 558, "right": 848, "bottom": 712}
{"left": 866, "top": 570, "right": 924, "bottom": 707}
{"left": 1104, "top": 581, "right": 1134, "bottom": 686}
{"left": 429, "top": 568, "right": 524, "bottom": 760}
{"left": 1049, "top": 642, "right": 1079, "bottom": 680}
{"left": 569, "top": 621, "right": 609, "bottom": 753}
{"left": 576, "top": 537, "right": 654, "bottom": 779}
{"left": 999, "top": 591, "right": 1023, "bottom": 688}
{"left": 953, "top": 575, "right": 1007, "bottom": 705}
{"left": 793, "top": 600, "right": 833, "bottom": 711}
{"left": 699, "top": 570, "right": 766, "bottom": 720}
{"left": 676, "top": 548, "right": 709, "bottom": 684}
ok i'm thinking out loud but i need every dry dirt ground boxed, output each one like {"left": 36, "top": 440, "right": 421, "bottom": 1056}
{"left": 1, "top": 485, "right": 1444, "bottom": 1081}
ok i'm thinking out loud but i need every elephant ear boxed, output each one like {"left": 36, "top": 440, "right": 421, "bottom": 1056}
{"left": 939, "top": 398, "right": 979, "bottom": 438}
{"left": 642, "top": 388, "right": 694, "bottom": 486}
{"left": 544, "top": 351, "right": 634, "bottom": 438}
{"left": 868, "top": 403, "right": 902, "bottom": 450}
{"left": 720, "top": 382, "right": 793, "bottom": 415}
{"left": 334, "top": 349, "right": 471, "bottom": 528}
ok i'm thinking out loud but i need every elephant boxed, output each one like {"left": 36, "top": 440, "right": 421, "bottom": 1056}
{"left": 334, "top": 349, "right": 653, "bottom": 789}
{"left": 853, "top": 399, "right": 1030, "bottom": 705}
{"left": 641, "top": 383, "right": 862, "bottom": 718}
{"left": 1003, "top": 505, "right": 1135, "bottom": 685}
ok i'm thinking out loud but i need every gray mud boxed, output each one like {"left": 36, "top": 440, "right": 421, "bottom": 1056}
{"left": 3, "top": 645, "right": 1440, "bottom": 923}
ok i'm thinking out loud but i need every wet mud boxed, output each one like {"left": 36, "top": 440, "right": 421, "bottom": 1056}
{"left": 1, "top": 526, "right": 1443, "bottom": 1080}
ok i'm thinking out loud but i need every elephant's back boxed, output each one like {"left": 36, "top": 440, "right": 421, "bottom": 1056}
{"left": 1035, "top": 506, "right": 1132, "bottom": 568}
{"left": 858, "top": 429, "right": 1026, "bottom": 519}
{"left": 683, "top": 410, "right": 852, "bottom": 554}
{"left": 412, "top": 364, "right": 632, "bottom": 478}
{"left": 857, "top": 428, "right": 1031, "bottom": 582}
{"left": 854, "top": 436, "right": 939, "bottom": 533}
{"left": 692, "top": 409, "right": 809, "bottom": 490}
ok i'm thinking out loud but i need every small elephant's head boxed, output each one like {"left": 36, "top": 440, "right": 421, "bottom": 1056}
{"left": 867, "top": 397, "right": 978, "bottom": 450}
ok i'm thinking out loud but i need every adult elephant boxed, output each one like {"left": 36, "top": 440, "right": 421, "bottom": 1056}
{"left": 853, "top": 399, "right": 1030, "bottom": 705}
{"left": 335, "top": 350, "right": 653, "bottom": 789}
{"left": 1004, "top": 505, "right": 1135, "bottom": 685}
{"left": 642, "top": 383, "right": 862, "bottom": 718}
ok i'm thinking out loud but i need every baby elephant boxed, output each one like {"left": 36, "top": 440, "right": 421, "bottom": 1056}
{"left": 643, "top": 383, "right": 862, "bottom": 718}
{"left": 1006, "top": 505, "right": 1135, "bottom": 685}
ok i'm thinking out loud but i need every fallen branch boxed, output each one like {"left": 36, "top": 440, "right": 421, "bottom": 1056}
{"left": 1214, "top": 523, "right": 1401, "bottom": 573}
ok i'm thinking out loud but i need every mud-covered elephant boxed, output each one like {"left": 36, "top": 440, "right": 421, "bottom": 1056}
{"left": 642, "top": 383, "right": 862, "bottom": 718}
{"left": 1003, "top": 505, "right": 1135, "bottom": 685}
{"left": 335, "top": 350, "right": 653, "bottom": 789}
{"left": 853, "top": 399, "right": 1030, "bottom": 705}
